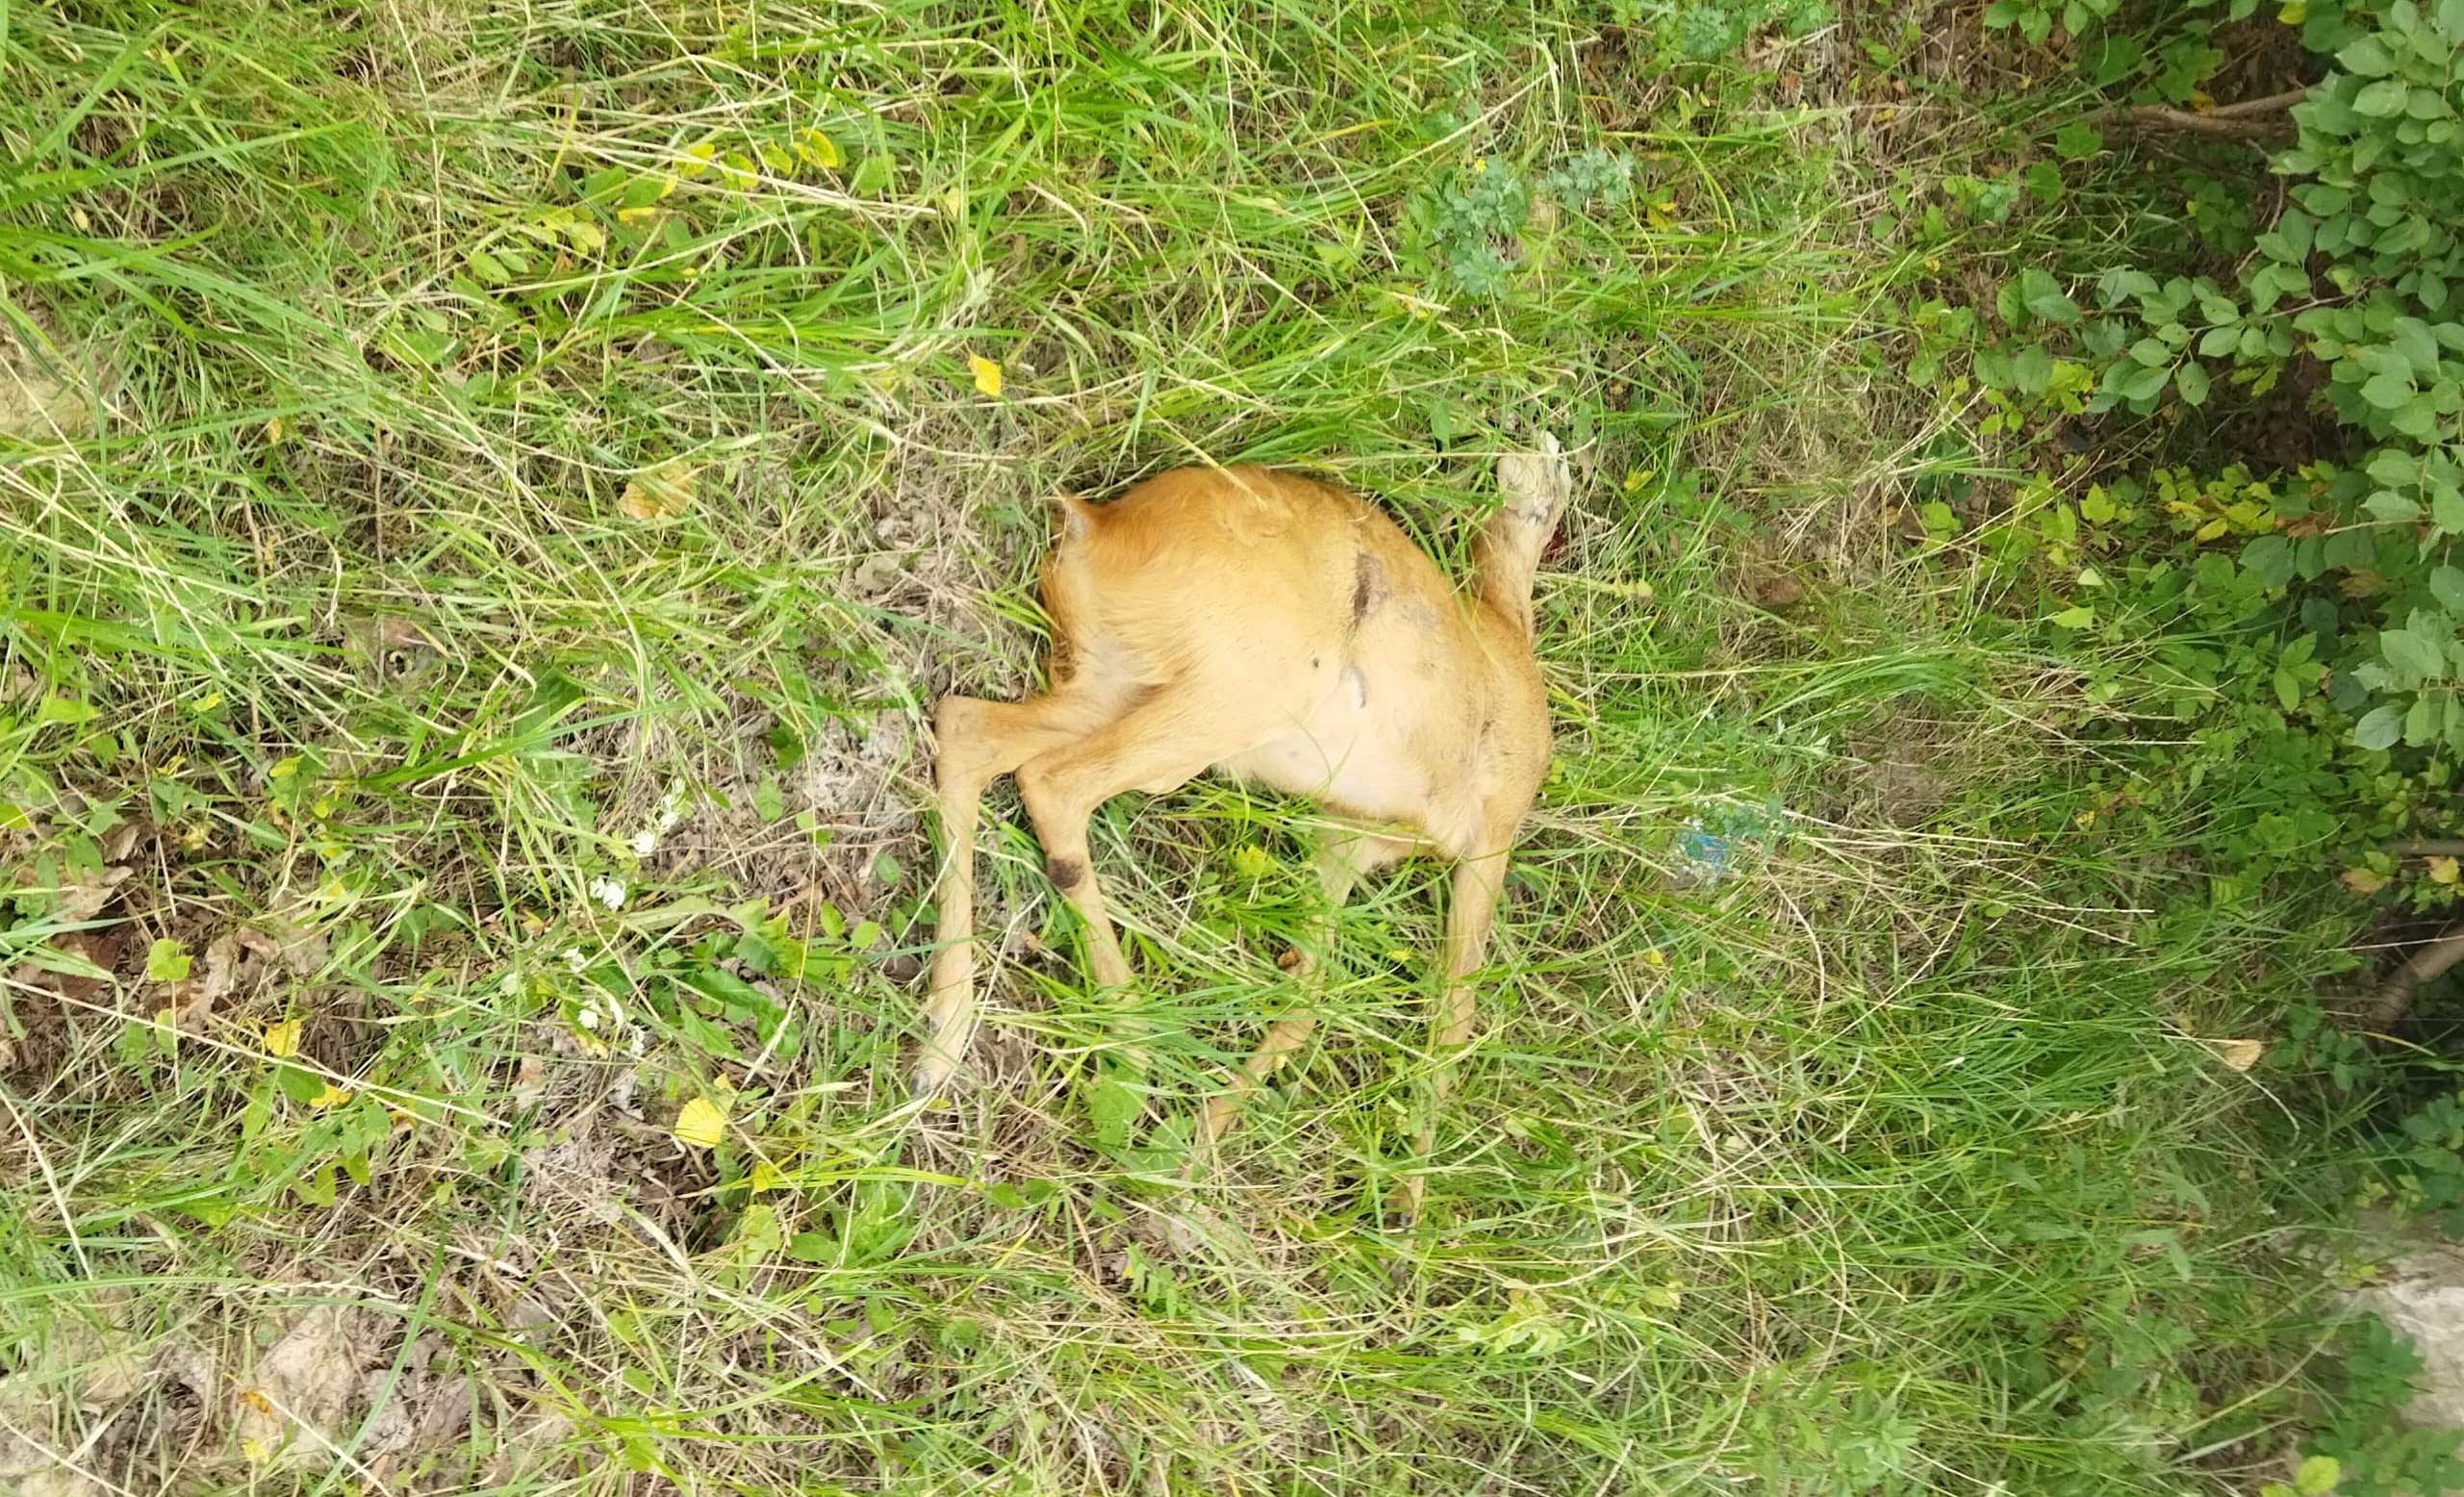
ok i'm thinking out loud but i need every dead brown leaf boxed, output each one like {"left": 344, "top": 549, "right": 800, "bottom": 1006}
{"left": 2205, "top": 1037, "right": 2266, "bottom": 1072}
{"left": 163, "top": 930, "right": 249, "bottom": 1033}
{"left": 51, "top": 867, "right": 131, "bottom": 926}
{"left": 46, "top": 930, "right": 124, "bottom": 1002}
{"left": 619, "top": 460, "right": 700, "bottom": 520}
{"left": 233, "top": 1305, "right": 371, "bottom": 1468}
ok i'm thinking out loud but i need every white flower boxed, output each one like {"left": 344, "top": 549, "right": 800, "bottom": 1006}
{"left": 562, "top": 947, "right": 588, "bottom": 973}
{"left": 575, "top": 1003, "right": 601, "bottom": 1030}
{"left": 589, "top": 876, "right": 627, "bottom": 910}
{"left": 629, "top": 829, "right": 658, "bottom": 857}
{"left": 656, "top": 783, "right": 688, "bottom": 832}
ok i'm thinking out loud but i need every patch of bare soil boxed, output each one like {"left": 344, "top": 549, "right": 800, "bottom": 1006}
{"left": 1835, "top": 699, "right": 1956, "bottom": 831}
{"left": 0, "top": 320, "right": 100, "bottom": 443}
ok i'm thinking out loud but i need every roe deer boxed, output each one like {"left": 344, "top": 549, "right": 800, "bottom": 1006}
{"left": 920, "top": 438, "right": 1569, "bottom": 1213}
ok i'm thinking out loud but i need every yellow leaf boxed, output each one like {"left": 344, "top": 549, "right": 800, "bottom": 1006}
{"left": 308, "top": 1082, "right": 351, "bottom": 1109}
{"left": 2343, "top": 867, "right": 2392, "bottom": 895}
{"left": 263, "top": 416, "right": 289, "bottom": 444}
{"left": 240, "top": 1434, "right": 276, "bottom": 1463}
{"left": 2205, "top": 1037, "right": 2265, "bottom": 1072}
{"left": 263, "top": 1019, "right": 302, "bottom": 1058}
{"left": 796, "top": 128, "right": 842, "bottom": 170}
{"left": 2433, "top": 857, "right": 2460, "bottom": 886}
{"left": 616, "top": 206, "right": 662, "bottom": 228}
{"left": 238, "top": 1387, "right": 277, "bottom": 1415}
{"left": 673, "top": 1094, "right": 727, "bottom": 1149}
{"left": 620, "top": 460, "right": 700, "bottom": 520}
{"left": 968, "top": 353, "right": 1003, "bottom": 398}
{"left": 677, "top": 141, "right": 717, "bottom": 179}
{"left": 749, "top": 1159, "right": 788, "bottom": 1193}
{"left": 2278, "top": 0, "right": 2307, "bottom": 19}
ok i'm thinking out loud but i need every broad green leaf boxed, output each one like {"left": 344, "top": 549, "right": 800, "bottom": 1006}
{"left": 2410, "top": 692, "right": 2442, "bottom": 745}
{"left": 146, "top": 939, "right": 191, "bottom": 982}
{"left": 2355, "top": 79, "right": 2410, "bottom": 115}
{"left": 2016, "top": 343, "right": 2054, "bottom": 395}
{"left": 2020, "top": 267, "right": 2080, "bottom": 324}
{"left": 1086, "top": 1068, "right": 1143, "bottom": 1151}
{"left": 2242, "top": 534, "right": 2297, "bottom": 587}
{"left": 2337, "top": 35, "right": 2395, "bottom": 72}
{"left": 2295, "top": 1455, "right": 2340, "bottom": 1497}
{"left": 2113, "top": 363, "right": 2170, "bottom": 402}
{"left": 2175, "top": 362, "right": 2211, "bottom": 405}
{"left": 2356, "top": 702, "right": 2406, "bottom": 748}
{"left": 2433, "top": 565, "right": 2464, "bottom": 610}
{"left": 2437, "top": 482, "right": 2464, "bottom": 533}
{"left": 2393, "top": 317, "right": 2440, "bottom": 372}
{"left": 2364, "top": 490, "right": 2423, "bottom": 521}
{"left": 2053, "top": 121, "right": 2103, "bottom": 159}
{"left": 2370, "top": 447, "right": 2418, "bottom": 486}
{"left": 2385, "top": 627, "right": 2448, "bottom": 680}
{"left": 2361, "top": 370, "right": 2416, "bottom": 409}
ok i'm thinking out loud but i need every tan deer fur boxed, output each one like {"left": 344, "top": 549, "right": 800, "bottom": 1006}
{"left": 919, "top": 439, "right": 1569, "bottom": 1210}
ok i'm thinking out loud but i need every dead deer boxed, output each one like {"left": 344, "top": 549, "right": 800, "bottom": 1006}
{"left": 919, "top": 438, "right": 1570, "bottom": 1213}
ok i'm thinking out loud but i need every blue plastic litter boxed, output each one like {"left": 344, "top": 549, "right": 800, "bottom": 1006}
{"left": 1669, "top": 797, "right": 1789, "bottom": 887}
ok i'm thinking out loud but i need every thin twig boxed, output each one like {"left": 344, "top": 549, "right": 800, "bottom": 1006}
{"left": 2369, "top": 919, "right": 2464, "bottom": 1028}
{"left": 2389, "top": 840, "right": 2464, "bottom": 859}
{"left": 2102, "top": 88, "right": 2310, "bottom": 140}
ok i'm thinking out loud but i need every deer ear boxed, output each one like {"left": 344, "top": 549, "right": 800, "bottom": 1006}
{"left": 1050, "top": 493, "right": 1095, "bottom": 541}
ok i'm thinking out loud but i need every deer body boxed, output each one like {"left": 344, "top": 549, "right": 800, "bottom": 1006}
{"left": 921, "top": 444, "right": 1567, "bottom": 1205}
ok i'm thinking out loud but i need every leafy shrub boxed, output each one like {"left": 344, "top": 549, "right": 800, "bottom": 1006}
{"left": 2079, "top": 0, "right": 2461, "bottom": 767}
{"left": 1610, "top": 0, "right": 1832, "bottom": 63}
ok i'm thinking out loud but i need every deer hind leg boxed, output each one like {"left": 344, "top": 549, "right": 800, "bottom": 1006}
{"left": 917, "top": 690, "right": 1120, "bottom": 1097}
{"left": 1200, "top": 830, "right": 1416, "bottom": 1147}
{"left": 1011, "top": 685, "right": 1287, "bottom": 1052}
{"left": 1399, "top": 848, "right": 1510, "bottom": 1222}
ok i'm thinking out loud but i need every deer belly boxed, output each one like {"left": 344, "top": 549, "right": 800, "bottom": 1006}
{"left": 1214, "top": 671, "right": 1428, "bottom": 826}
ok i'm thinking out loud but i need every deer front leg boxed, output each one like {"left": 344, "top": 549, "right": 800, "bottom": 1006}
{"left": 1200, "top": 831, "right": 1416, "bottom": 1147}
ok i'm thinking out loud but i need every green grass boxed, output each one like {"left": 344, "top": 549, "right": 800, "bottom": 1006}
{"left": 0, "top": 2, "right": 2409, "bottom": 1493}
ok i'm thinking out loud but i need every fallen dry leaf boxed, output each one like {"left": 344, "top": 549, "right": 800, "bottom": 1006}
{"left": 619, "top": 460, "right": 699, "bottom": 520}
{"left": 2343, "top": 866, "right": 2393, "bottom": 896}
{"left": 2205, "top": 1037, "right": 2265, "bottom": 1072}
{"left": 232, "top": 1305, "right": 369, "bottom": 1468}
{"left": 673, "top": 1094, "right": 727, "bottom": 1149}
{"left": 46, "top": 929, "right": 125, "bottom": 1002}
{"left": 263, "top": 1020, "right": 302, "bottom": 1059}
{"left": 51, "top": 866, "right": 131, "bottom": 926}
